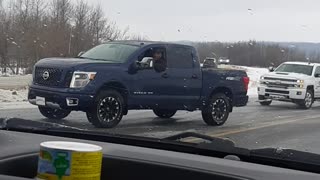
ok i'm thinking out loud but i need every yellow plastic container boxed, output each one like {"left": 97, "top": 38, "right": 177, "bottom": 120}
{"left": 37, "top": 141, "right": 102, "bottom": 180}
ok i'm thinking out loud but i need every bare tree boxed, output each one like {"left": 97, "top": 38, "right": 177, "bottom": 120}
{"left": 128, "top": 33, "right": 149, "bottom": 41}
{"left": 50, "top": 0, "right": 71, "bottom": 27}
{"left": 88, "top": 5, "right": 106, "bottom": 45}
{"left": 0, "top": 0, "right": 11, "bottom": 74}
{"left": 46, "top": 0, "right": 72, "bottom": 57}
{"left": 0, "top": 0, "right": 150, "bottom": 73}
{"left": 71, "top": 0, "right": 90, "bottom": 55}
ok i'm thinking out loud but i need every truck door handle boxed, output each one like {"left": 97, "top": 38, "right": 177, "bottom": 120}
{"left": 191, "top": 74, "right": 198, "bottom": 79}
{"left": 162, "top": 73, "right": 169, "bottom": 78}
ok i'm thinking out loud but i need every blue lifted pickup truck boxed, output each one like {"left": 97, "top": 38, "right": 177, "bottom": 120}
{"left": 28, "top": 41, "right": 249, "bottom": 128}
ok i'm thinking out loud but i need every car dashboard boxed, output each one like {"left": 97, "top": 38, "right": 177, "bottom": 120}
{"left": 0, "top": 130, "right": 320, "bottom": 180}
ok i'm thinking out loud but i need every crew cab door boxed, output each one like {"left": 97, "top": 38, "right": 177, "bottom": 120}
{"left": 128, "top": 45, "right": 201, "bottom": 109}
{"left": 166, "top": 45, "right": 202, "bottom": 108}
{"left": 313, "top": 66, "right": 320, "bottom": 98}
{"left": 127, "top": 45, "right": 168, "bottom": 107}
{"left": 188, "top": 48, "right": 202, "bottom": 105}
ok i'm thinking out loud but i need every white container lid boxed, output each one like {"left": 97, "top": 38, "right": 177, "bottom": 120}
{"left": 40, "top": 141, "right": 102, "bottom": 152}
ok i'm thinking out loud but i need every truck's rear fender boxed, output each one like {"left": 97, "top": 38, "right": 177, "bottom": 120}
{"left": 203, "top": 87, "right": 234, "bottom": 112}
{"left": 201, "top": 69, "right": 247, "bottom": 92}
{"left": 201, "top": 69, "right": 248, "bottom": 111}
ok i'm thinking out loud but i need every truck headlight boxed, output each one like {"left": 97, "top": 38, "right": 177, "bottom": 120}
{"left": 296, "top": 80, "right": 304, "bottom": 88}
{"left": 70, "top": 71, "right": 96, "bottom": 88}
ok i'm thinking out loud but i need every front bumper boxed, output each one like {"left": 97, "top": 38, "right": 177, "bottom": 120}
{"left": 258, "top": 85, "right": 306, "bottom": 100}
{"left": 28, "top": 87, "right": 95, "bottom": 111}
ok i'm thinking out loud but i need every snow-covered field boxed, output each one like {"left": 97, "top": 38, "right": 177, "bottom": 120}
{"left": 0, "top": 88, "right": 28, "bottom": 103}
{"left": 0, "top": 66, "right": 268, "bottom": 109}
{"left": 218, "top": 65, "right": 268, "bottom": 97}
{"left": 0, "top": 75, "right": 32, "bottom": 89}
{"left": 0, "top": 88, "right": 31, "bottom": 109}
{"left": 0, "top": 69, "right": 32, "bottom": 109}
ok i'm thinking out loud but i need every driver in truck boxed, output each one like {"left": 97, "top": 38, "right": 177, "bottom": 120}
{"left": 152, "top": 49, "right": 167, "bottom": 72}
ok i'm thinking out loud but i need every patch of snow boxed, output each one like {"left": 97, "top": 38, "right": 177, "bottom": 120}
{"left": 240, "top": 66, "right": 269, "bottom": 97}
{"left": 220, "top": 65, "right": 268, "bottom": 98}
{"left": 0, "top": 88, "right": 29, "bottom": 103}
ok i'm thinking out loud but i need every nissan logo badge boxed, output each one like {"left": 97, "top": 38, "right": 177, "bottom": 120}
{"left": 42, "top": 71, "right": 50, "bottom": 80}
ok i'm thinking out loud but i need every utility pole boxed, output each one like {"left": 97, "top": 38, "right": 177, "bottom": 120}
{"left": 68, "top": 26, "right": 72, "bottom": 56}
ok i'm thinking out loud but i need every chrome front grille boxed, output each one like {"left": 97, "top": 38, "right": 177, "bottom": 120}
{"left": 34, "top": 67, "right": 63, "bottom": 87}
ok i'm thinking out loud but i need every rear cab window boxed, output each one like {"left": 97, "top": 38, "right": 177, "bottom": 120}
{"left": 167, "top": 45, "right": 194, "bottom": 69}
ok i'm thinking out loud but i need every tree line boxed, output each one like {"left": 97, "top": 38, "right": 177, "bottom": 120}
{"left": 193, "top": 41, "right": 315, "bottom": 67}
{"left": 0, "top": 0, "right": 145, "bottom": 74}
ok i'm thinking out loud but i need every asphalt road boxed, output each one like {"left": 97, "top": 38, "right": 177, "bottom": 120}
{"left": 2, "top": 97, "right": 320, "bottom": 153}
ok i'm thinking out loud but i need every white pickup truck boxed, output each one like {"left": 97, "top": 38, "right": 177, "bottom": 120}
{"left": 258, "top": 61, "right": 320, "bottom": 109}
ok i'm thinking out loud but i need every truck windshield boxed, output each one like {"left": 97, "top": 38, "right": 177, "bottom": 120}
{"left": 80, "top": 43, "right": 139, "bottom": 63}
{"left": 275, "top": 64, "right": 313, "bottom": 76}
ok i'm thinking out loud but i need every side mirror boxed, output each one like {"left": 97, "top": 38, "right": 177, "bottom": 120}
{"left": 268, "top": 66, "right": 275, "bottom": 72}
{"left": 78, "top": 51, "right": 85, "bottom": 57}
{"left": 315, "top": 74, "right": 320, "bottom": 78}
{"left": 128, "top": 57, "right": 153, "bottom": 74}
{"left": 137, "top": 57, "right": 153, "bottom": 69}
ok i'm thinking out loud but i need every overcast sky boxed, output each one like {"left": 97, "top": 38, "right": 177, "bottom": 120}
{"left": 82, "top": 0, "right": 320, "bottom": 42}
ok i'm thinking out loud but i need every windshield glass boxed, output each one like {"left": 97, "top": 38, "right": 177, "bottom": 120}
{"left": 3, "top": 0, "right": 320, "bottom": 166}
{"left": 275, "top": 64, "right": 313, "bottom": 76}
{"left": 80, "top": 43, "right": 139, "bottom": 62}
